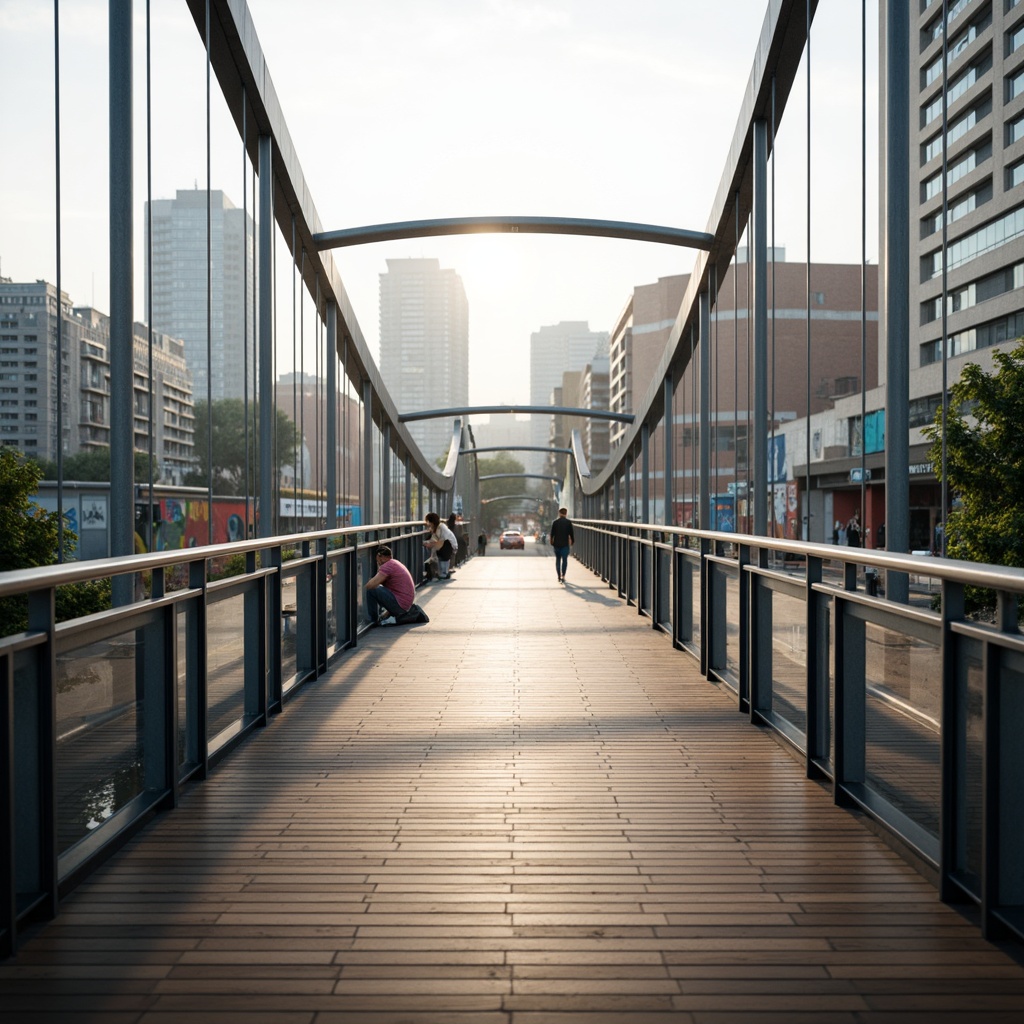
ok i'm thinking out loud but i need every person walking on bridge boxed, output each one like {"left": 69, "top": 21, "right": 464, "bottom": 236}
{"left": 549, "top": 506, "right": 575, "bottom": 584}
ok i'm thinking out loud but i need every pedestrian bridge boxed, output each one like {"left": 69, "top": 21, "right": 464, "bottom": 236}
{"left": 5, "top": 0, "right": 1024, "bottom": 1015}
{"left": 3, "top": 529, "right": 1024, "bottom": 1020}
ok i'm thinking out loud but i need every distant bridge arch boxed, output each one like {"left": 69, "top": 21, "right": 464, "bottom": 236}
{"left": 313, "top": 215, "right": 714, "bottom": 252}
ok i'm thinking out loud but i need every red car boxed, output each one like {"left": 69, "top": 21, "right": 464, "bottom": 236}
{"left": 499, "top": 530, "right": 525, "bottom": 550}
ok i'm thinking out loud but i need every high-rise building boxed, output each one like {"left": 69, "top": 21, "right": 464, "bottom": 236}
{"left": 0, "top": 279, "right": 79, "bottom": 462}
{"left": 910, "top": 1, "right": 1024, "bottom": 381}
{"left": 799, "top": 1, "right": 1024, "bottom": 548}
{"left": 145, "top": 189, "right": 255, "bottom": 403}
{"left": 528, "top": 321, "right": 608, "bottom": 474}
{"left": 379, "top": 258, "right": 469, "bottom": 463}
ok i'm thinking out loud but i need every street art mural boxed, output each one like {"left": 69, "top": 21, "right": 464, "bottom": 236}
{"left": 148, "top": 498, "right": 250, "bottom": 551}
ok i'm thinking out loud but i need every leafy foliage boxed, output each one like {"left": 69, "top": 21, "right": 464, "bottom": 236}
{"left": 33, "top": 449, "right": 155, "bottom": 483}
{"left": 0, "top": 447, "right": 64, "bottom": 572}
{"left": 477, "top": 452, "right": 528, "bottom": 532}
{"left": 924, "top": 339, "right": 1024, "bottom": 609}
{"left": 0, "top": 448, "right": 111, "bottom": 635}
{"left": 185, "top": 399, "right": 300, "bottom": 491}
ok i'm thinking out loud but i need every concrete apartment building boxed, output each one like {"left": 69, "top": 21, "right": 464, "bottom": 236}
{"left": 145, "top": 189, "right": 255, "bottom": 404}
{"left": 0, "top": 279, "right": 194, "bottom": 481}
{"left": 379, "top": 258, "right": 468, "bottom": 464}
{"left": 609, "top": 261, "right": 879, "bottom": 529}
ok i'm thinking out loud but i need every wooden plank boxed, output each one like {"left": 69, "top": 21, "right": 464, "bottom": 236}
{"left": 2, "top": 551, "right": 1023, "bottom": 1022}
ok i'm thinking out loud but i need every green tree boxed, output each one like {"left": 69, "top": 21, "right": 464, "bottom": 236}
{"left": 0, "top": 448, "right": 110, "bottom": 635}
{"left": 34, "top": 449, "right": 155, "bottom": 483}
{"left": 0, "top": 448, "right": 66, "bottom": 573}
{"left": 924, "top": 339, "right": 1024, "bottom": 599}
{"left": 185, "top": 399, "right": 300, "bottom": 491}
{"left": 478, "top": 452, "right": 527, "bottom": 532}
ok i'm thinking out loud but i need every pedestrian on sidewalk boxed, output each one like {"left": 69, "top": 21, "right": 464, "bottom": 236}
{"left": 549, "top": 506, "right": 575, "bottom": 584}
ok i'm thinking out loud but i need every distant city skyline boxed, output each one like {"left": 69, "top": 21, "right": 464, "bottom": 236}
{"left": 0, "top": 1, "right": 879, "bottom": 413}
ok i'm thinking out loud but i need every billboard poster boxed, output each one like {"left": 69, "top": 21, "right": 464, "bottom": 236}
{"left": 771, "top": 481, "right": 800, "bottom": 538}
{"left": 767, "top": 435, "right": 786, "bottom": 483}
{"left": 713, "top": 495, "right": 735, "bottom": 532}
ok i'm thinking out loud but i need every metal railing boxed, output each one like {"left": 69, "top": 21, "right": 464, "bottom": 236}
{"left": 4, "top": 517, "right": 1024, "bottom": 955}
{"left": 0, "top": 521, "right": 428, "bottom": 957}
{"left": 574, "top": 518, "right": 1024, "bottom": 945}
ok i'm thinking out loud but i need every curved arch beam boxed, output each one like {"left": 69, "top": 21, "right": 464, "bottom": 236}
{"left": 481, "top": 494, "right": 545, "bottom": 506}
{"left": 479, "top": 473, "right": 560, "bottom": 483}
{"left": 463, "top": 445, "right": 572, "bottom": 456}
{"left": 314, "top": 216, "right": 714, "bottom": 252}
{"left": 401, "top": 404, "right": 633, "bottom": 424}
{"left": 570, "top": 428, "right": 592, "bottom": 480}
{"left": 439, "top": 419, "right": 462, "bottom": 479}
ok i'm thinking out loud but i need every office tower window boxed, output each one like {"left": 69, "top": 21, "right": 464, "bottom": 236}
{"left": 1009, "top": 157, "right": 1024, "bottom": 188}
{"left": 927, "top": 203, "right": 1024, "bottom": 276}
{"left": 922, "top": 56, "right": 990, "bottom": 126}
{"left": 922, "top": 141, "right": 990, "bottom": 200}
{"left": 922, "top": 99, "right": 990, "bottom": 162}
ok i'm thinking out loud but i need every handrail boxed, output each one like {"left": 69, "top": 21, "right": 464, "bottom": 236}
{"left": 577, "top": 518, "right": 1024, "bottom": 595}
{"left": 0, "top": 520, "right": 426, "bottom": 599}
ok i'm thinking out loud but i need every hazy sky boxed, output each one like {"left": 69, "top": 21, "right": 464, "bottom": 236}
{"left": 1, "top": 0, "right": 878, "bottom": 407}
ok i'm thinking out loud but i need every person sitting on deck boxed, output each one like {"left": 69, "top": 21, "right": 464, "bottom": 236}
{"left": 365, "top": 546, "right": 415, "bottom": 626}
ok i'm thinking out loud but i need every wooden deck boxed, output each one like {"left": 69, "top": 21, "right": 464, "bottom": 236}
{"left": 3, "top": 547, "right": 1024, "bottom": 1022}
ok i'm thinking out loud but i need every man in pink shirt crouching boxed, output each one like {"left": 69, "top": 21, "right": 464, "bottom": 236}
{"left": 365, "top": 546, "right": 416, "bottom": 626}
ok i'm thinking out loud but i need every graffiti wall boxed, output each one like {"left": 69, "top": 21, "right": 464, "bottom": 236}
{"left": 148, "top": 498, "right": 249, "bottom": 551}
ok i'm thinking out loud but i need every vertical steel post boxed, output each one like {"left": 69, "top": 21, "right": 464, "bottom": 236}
{"left": 883, "top": 0, "right": 910, "bottom": 602}
{"left": 699, "top": 290, "right": 711, "bottom": 535}
{"left": 258, "top": 135, "right": 274, "bottom": 538}
{"left": 382, "top": 424, "right": 392, "bottom": 522}
{"left": 752, "top": 119, "right": 768, "bottom": 539}
{"left": 1, "top": 649, "right": 14, "bottom": 956}
{"left": 641, "top": 423, "right": 650, "bottom": 524}
{"left": 326, "top": 302, "right": 338, "bottom": 529}
{"left": 362, "top": 379, "right": 373, "bottom": 527}
{"left": 109, "top": 0, "right": 134, "bottom": 590}
{"left": 664, "top": 374, "right": 674, "bottom": 526}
